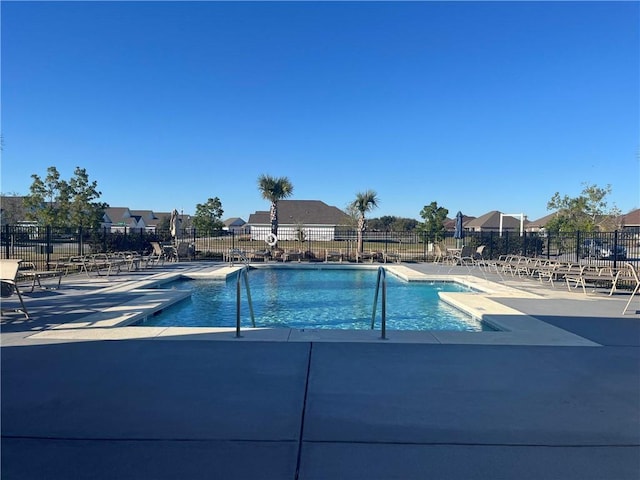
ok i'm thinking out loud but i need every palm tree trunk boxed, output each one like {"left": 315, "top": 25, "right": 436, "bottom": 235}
{"left": 270, "top": 201, "right": 278, "bottom": 236}
{"left": 357, "top": 216, "right": 365, "bottom": 253}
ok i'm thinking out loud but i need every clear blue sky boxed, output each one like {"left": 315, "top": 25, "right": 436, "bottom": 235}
{"left": 2, "top": 1, "right": 638, "bottom": 222}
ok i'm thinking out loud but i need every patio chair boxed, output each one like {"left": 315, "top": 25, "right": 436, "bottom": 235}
{"left": 537, "top": 261, "right": 580, "bottom": 287}
{"left": 383, "top": 251, "right": 401, "bottom": 263}
{"left": 325, "top": 249, "right": 343, "bottom": 262}
{"left": 617, "top": 263, "right": 640, "bottom": 314}
{"left": 283, "top": 249, "right": 303, "bottom": 262}
{"left": 88, "top": 254, "right": 124, "bottom": 277}
{"left": 112, "top": 251, "right": 143, "bottom": 271}
{"left": 175, "top": 242, "right": 194, "bottom": 262}
{"left": 458, "top": 245, "right": 476, "bottom": 266}
{"left": 18, "top": 261, "right": 63, "bottom": 293}
{"left": 0, "top": 259, "right": 29, "bottom": 319}
{"left": 148, "top": 242, "right": 167, "bottom": 267}
{"left": 436, "top": 243, "right": 457, "bottom": 265}
{"left": 472, "top": 245, "right": 487, "bottom": 266}
{"left": 356, "top": 250, "right": 380, "bottom": 263}
{"left": 433, "top": 244, "right": 445, "bottom": 264}
{"left": 565, "top": 265, "right": 617, "bottom": 295}
{"left": 162, "top": 243, "right": 178, "bottom": 262}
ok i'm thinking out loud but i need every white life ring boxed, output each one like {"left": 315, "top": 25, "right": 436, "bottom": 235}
{"left": 266, "top": 233, "right": 278, "bottom": 246}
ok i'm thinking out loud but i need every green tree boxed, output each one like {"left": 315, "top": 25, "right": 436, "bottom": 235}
{"left": 368, "top": 216, "right": 418, "bottom": 232}
{"left": 368, "top": 215, "right": 395, "bottom": 231}
{"left": 392, "top": 218, "right": 419, "bottom": 232}
{"left": 24, "top": 166, "right": 106, "bottom": 228}
{"left": 157, "top": 215, "right": 171, "bottom": 231}
{"left": 193, "top": 197, "right": 224, "bottom": 234}
{"left": 0, "top": 193, "right": 27, "bottom": 225}
{"left": 68, "top": 167, "right": 107, "bottom": 228}
{"left": 351, "top": 190, "right": 379, "bottom": 254}
{"left": 24, "top": 166, "right": 66, "bottom": 226}
{"left": 257, "top": 174, "right": 294, "bottom": 237}
{"left": 546, "top": 183, "right": 621, "bottom": 232}
{"left": 419, "top": 201, "right": 449, "bottom": 242}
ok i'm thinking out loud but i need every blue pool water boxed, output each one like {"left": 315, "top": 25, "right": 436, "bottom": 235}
{"left": 139, "top": 268, "right": 488, "bottom": 331}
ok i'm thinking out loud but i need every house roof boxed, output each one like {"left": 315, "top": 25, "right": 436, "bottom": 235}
{"left": 621, "top": 208, "right": 640, "bottom": 227}
{"left": 527, "top": 212, "right": 558, "bottom": 228}
{"left": 130, "top": 210, "right": 159, "bottom": 225}
{"left": 224, "top": 217, "right": 246, "bottom": 227}
{"left": 247, "top": 200, "right": 350, "bottom": 226}
{"left": 464, "top": 210, "right": 530, "bottom": 230}
{"left": 443, "top": 215, "right": 475, "bottom": 231}
{"left": 103, "top": 207, "right": 131, "bottom": 224}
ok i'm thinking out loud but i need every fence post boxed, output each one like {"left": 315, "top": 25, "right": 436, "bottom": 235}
{"left": 575, "top": 231, "right": 581, "bottom": 263}
{"left": 3, "top": 224, "right": 9, "bottom": 259}
{"left": 45, "top": 225, "right": 52, "bottom": 268}
{"left": 422, "top": 233, "right": 426, "bottom": 261}
{"left": 488, "top": 231, "right": 493, "bottom": 259}
{"left": 546, "top": 233, "right": 550, "bottom": 259}
{"left": 613, "top": 230, "right": 619, "bottom": 269}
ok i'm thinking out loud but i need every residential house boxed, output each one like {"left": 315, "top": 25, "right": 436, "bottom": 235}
{"left": 525, "top": 212, "right": 557, "bottom": 233}
{"left": 223, "top": 217, "right": 247, "bottom": 234}
{"left": 247, "top": 200, "right": 351, "bottom": 241}
{"left": 620, "top": 209, "right": 640, "bottom": 232}
{"left": 102, "top": 207, "right": 150, "bottom": 232}
{"left": 464, "top": 210, "right": 530, "bottom": 234}
{"left": 443, "top": 214, "right": 476, "bottom": 232}
{"left": 130, "top": 210, "right": 161, "bottom": 231}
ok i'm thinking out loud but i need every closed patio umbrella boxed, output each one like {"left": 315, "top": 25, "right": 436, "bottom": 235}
{"left": 170, "top": 209, "right": 179, "bottom": 241}
{"left": 454, "top": 211, "right": 464, "bottom": 247}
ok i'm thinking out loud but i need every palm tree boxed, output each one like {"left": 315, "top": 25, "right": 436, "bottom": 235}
{"left": 351, "top": 190, "right": 379, "bottom": 254}
{"left": 257, "top": 174, "right": 294, "bottom": 237}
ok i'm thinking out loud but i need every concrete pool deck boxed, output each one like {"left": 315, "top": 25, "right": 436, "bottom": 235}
{"left": 2, "top": 261, "right": 639, "bottom": 478}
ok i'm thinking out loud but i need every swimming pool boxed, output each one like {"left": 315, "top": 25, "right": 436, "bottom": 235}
{"left": 138, "top": 268, "right": 490, "bottom": 332}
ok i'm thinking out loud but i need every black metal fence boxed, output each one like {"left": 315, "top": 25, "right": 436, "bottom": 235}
{"left": 1, "top": 224, "right": 638, "bottom": 271}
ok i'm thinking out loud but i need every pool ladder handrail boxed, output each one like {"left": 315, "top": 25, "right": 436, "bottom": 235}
{"left": 371, "top": 266, "right": 388, "bottom": 340}
{"left": 235, "top": 265, "right": 256, "bottom": 337}
{"left": 229, "top": 248, "right": 249, "bottom": 266}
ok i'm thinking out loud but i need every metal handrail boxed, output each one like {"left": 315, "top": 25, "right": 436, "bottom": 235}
{"left": 229, "top": 248, "right": 249, "bottom": 266}
{"left": 235, "top": 265, "right": 256, "bottom": 337}
{"left": 371, "top": 266, "right": 387, "bottom": 340}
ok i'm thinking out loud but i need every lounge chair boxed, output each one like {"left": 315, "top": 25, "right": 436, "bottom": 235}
{"left": 283, "top": 249, "right": 303, "bottom": 262}
{"left": 433, "top": 244, "right": 446, "bottom": 264}
{"left": 356, "top": 251, "right": 380, "bottom": 263}
{"left": 0, "top": 259, "right": 29, "bottom": 319}
{"left": 148, "top": 242, "right": 167, "bottom": 267}
{"left": 565, "top": 265, "right": 617, "bottom": 295}
{"left": 162, "top": 243, "right": 178, "bottom": 262}
{"left": 458, "top": 245, "right": 476, "bottom": 266}
{"left": 471, "top": 245, "right": 487, "bottom": 266}
{"left": 112, "top": 251, "right": 143, "bottom": 271}
{"left": 253, "top": 249, "right": 271, "bottom": 262}
{"left": 537, "top": 261, "right": 580, "bottom": 287}
{"left": 175, "top": 242, "right": 194, "bottom": 261}
{"left": 616, "top": 263, "right": 640, "bottom": 314}
{"left": 437, "top": 244, "right": 458, "bottom": 265}
{"left": 325, "top": 249, "right": 343, "bottom": 262}
{"left": 383, "top": 251, "right": 401, "bottom": 263}
{"left": 87, "top": 254, "right": 123, "bottom": 276}
{"left": 18, "top": 261, "right": 63, "bottom": 293}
